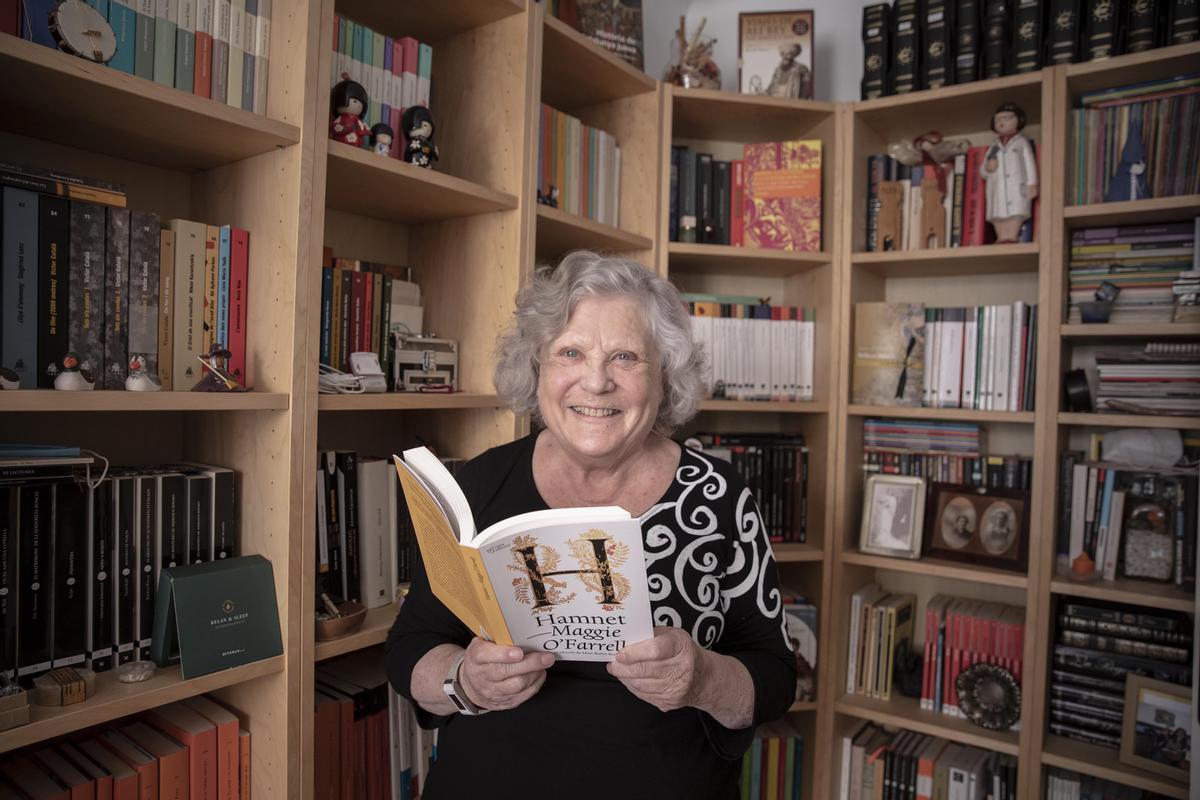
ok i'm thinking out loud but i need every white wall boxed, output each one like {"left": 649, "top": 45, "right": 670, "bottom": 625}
{"left": 640, "top": 0, "right": 877, "bottom": 102}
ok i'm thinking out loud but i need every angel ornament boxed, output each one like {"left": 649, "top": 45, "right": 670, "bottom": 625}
{"left": 982, "top": 103, "right": 1038, "bottom": 244}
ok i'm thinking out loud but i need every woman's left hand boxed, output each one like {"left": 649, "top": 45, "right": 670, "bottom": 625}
{"left": 606, "top": 627, "right": 705, "bottom": 712}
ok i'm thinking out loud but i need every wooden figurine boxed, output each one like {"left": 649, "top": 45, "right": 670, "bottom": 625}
{"left": 920, "top": 174, "right": 947, "bottom": 249}
{"left": 876, "top": 181, "right": 905, "bottom": 251}
{"left": 982, "top": 102, "right": 1038, "bottom": 243}
{"left": 401, "top": 107, "right": 439, "bottom": 168}
{"left": 329, "top": 80, "right": 370, "bottom": 147}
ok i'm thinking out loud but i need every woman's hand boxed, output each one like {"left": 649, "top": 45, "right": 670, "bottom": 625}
{"left": 606, "top": 627, "right": 705, "bottom": 713}
{"left": 458, "top": 637, "right": 554, "bottom": 712}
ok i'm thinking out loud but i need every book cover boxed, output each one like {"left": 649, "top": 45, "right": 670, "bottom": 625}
{"left": 861, "top": 3, "right": 891, "bottom": 98}
{"left": 184, "top": 695, "right": 241, "bottom": 800}
{"left": 104, "top": 206, "right": 131, "bottom": 389}
{"left": 17, "top": 483, "right": 52, "bottom": 677}
{"left": 68, "top": 201, "right": 107, "bottom": 381}
{"left": 852, "top": 302, "right": 926, "bottom": 406}
{"left": 742, "top": 140, "right": 822, "bottom": 252}
{"left": 128, "top": 210, "right": 161, "bottom": 380}
{"left": 51, "top": 482, "right": 89, "bottom": 668}
{"left": 158, "top": 228, "right": 175, "bottom": 389}
{"left": 123, "top": 721, "right": 189, "bottom": 799}
{"left": 891, "top": 0, "right": 920, "bottom": 93}
{"left": 36, "top": 194, "right": 70, "bottom": 388}
{"left": 677, "top": 148, "right": 697, "bottom": 243}
{"left": 112, "top": 475, "right": 136, "bottom": 664}
{"left": 228, "top": 226, "right": 249, "bottom": 387}
{"left": 158, "top": 471, "right": 188, "bottom": 574}
{"left": 552, "top": 0, "right": 643, "bottom": 69}
{"left": 168, "top": 218, "right": 205, "bottom": 389}
{"left": 216, "top": 224, "right": 231, "bottom": 350}
{"left": 108, "top": 0, "right": 138, "bottom": 73}
{"left": 86, "top": 480, "right": 114, "bottom": 672}
{"left": 335, "top": 451, "right": 360, "bottom": 601}
{"left": 395, "top": 447, "right": 653, "bottom": 661}
{"left": 2, "top": 186, "right": 38, "bottom": 387}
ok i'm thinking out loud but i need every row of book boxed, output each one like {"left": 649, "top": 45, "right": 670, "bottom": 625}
{"left": 1067, "top": 220, "right": 1198, "bottom": 324}
{"left": 863, "top": 148, "right": 1037, "bottom": 252}
{"left": 922, "top": 594, "right": 1026, "bottom": 718}
{"left": 13, "top": 0, "right": 270, "bottom": 114}
{"left": 331, "top": 14, "right": 432, "bottom": 158}
{"left": 319, "top": 249, "right": 420, "bottom": 383}
{"left": 669, "top": 142, "right": 823, "bottom": 253}
{"left": 0, "top": 695, "right": 251, "bottom": 799}
{"left": 839, "top": 722, "right": 1019, "bottom": 800}
{"left": 863, "top": 418, "right": 1033, "bottom": 491}
{"left": 1046, "top": 768, "right": 1160, "bottom": 800}
{"left": 1069, "top": 75, "right": 1200, "bottom": 205}
{"left": 861, "top": 0, "right": 1199, "bottom": 100}
{"left": 1, "top": 164, "right": 252, "bottom": 390}
{"left": 740, "top": 721, "right": 805, "bottom": 800}
{"left": 1093, "top": 342, "right": 1200, "bottom": 414}
{"left": 314, "top": 650, "right": 437, "bottom": 800}
{"left": 683, "top": 295, "right": 816, "bottom": 403}
{"left": 1050, "top": 599, "right": 1193, "bottom": 749}
{"left": 0, "top": 460, "right": 239, "bottom": 683}
{"left": 1057, "top": 452, "right": 1197, "bottom": 589}
{"left": 688, "top": 434, "right": 810, "bottom": 544}
{"left": 537, "top": 104, "right": 622, "bottom": 227}
{"left": 853, "top": 302, "right": 1038, "bottom": 412}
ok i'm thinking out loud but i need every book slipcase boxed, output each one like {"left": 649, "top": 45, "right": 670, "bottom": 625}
{"left": 2, "top": 0, "right": 1196, "bottom": 796}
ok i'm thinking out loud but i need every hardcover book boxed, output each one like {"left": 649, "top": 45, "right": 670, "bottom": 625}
{"left": 890, "top": 0, "right": 921, "bottom": 93}
{"left": 955, "top": 0, "right": 982, "bottom": 82}
{"left": 87, "top": 480, "right": 114, "bottom": 672}
{"left": 70, "top": 201, "right": 108, "bottom": 381}
{"left": 1083, "top": 0, "right": 1121, "bottom": 60}
{"left": 51, "top": 482, "right": 90, "bottom": 668}
{"left": 1047, "top": 0, "right": 1083, "bottom": 63}
{"left": 2, "top": 186, "right": 38, "bottom": 387}
{"left": 922, "top": 0, "right": 954, "bottom": 89}
{"left": 128, "top": 210, "right": 161, "bottom": 379}
{"left": 104, "top": 206, "right": 131, "bottom": 389}
{"left": 861, "top": 3, "right": 891, "bottom": 99}
{"left": 742, "top": 140, "right": 822, "bottom": 252}
{"left": 1013, "top": 0, "right": 1045, "bottom": 72}
{"left": 0, "top": 486, "right": 16, "bottom": 680}
{"left": 37, "top": 195, "right": 69, "bottom": 388}
{"left": 394, "top": 446, "right": 653, "bottom": 661}
{"left": 852, "top": 302, "right": 926, "bottom": 406}
{"left": 552, "top": 0, "right": 643, "bottom": 70}
{"left": 982, "top": 0, "right": 1009, "bottom": 78}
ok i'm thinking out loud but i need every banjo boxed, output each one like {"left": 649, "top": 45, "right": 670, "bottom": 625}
{"left": 48, "top": 0, "right": 118, "bottom": 64}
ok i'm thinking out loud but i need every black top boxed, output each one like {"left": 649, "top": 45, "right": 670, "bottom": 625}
{"left": 384, "top": 435, "right": 796, "bottom": 800}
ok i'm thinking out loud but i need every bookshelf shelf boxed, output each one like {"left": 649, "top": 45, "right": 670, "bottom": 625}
{"left": 317, "top": 393, "right": 505, "bottom": 411}
{"left": 325, "top": 141, "right": 518, "bottom": 223}
{"left": 847, "top": 405, "right": 1036, "bottom": 424}
{"left": 535, "top": 204, "right": 653, "bottom": 257}
{"left": 850, "top": 243, "right": 1039, "bottom": 278}
{"left": 540, "top": 15, "right": 656, "bottom": 110}
{"left": 774, "top": 543, "right": 824, "bottom": 563}
{"left": 668, "top": 243, "right": 830, "bottom": 277}
{"left": 332, "top": 0, "right": 526, "bottom": 44}
{"left": 0, "top": 35, "right": 300, "bottom": 171}
{"left": 1041, "top": 735, "right": 1189, "bottom": 800}
{"left": 314, "top": 603, "right": 399, "bottom": 662}
{"left": 669, "top": 87, "right": 835, "bottom": 142}
{"left": 852, "top": 72, "right": 1042, "bottom": 140}
{"left": 1057, "top": 412, "right": 1200, "bottom": 430}
{"left": 834, "top": 694, "right": 1020, "bottom": 756}
{"left": 841, "top": 552, "right": 1028, "bottom": 589}
{"left": 0, "top": 656, "right": 285, "bottom": 755}
{"left": 1064, "top": 195, "right": 1200, "bottom": 228}
{"left": 1049, "top": 576, "right": 1195, "bottom": 614}
{"left": 789, "top": 701, "right": 818, "bottom": 713}
{"left": 0, "top": 391, "right": 290, "bottom": 413}
{"left": 1063, "top": 41, "right": 1200, "bottom": 97}
{"left": 698, "top": 399, "right": 829, "bottom": 414}
{"left": 1060, "top": 323, "right": 1200, "bottom": 339}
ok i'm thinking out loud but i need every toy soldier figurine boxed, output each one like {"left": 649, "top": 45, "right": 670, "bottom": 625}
{"left": 982, "top": 102, "right": 1038, "bottom": 243}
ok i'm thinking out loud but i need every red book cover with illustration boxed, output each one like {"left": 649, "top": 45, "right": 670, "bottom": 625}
{"left": 742, "top": 140, "right": 822, "bottom": 251}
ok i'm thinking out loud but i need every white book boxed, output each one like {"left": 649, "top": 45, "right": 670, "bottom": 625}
{"left": 252, "top": 0, "right": 269, "bottom": 114}
{"left": 1082, "top": 466, "right": 1100, "bottom": 570}
{"left": 1008, "top": 301, "right": 1026, "bottom": 411}
{"left": 929, "top": 309, "right": 942, "bottom": 407}
{"left": 923, "top": 309, "right": 936, "bottom": 407}
{"left": 1068, "top": 463, "right": 1089, "bottom": 570}
{"left": 907, "top": 174, "right": 924, "bottom": 250}
{"left": 801, "top": 315, "right": 814, "bottom": 400}
{"left": 978, "top": 306, "right": 992, "bottom": 410}
{"left": 993, "top": 303, "right": 1012, "bottom": 411}
{"left": 755, "top": 318, "right": 770, "bottom": 400}
{"left": 941, "top": 308, "right": 963, "bottom": 408}
{"left": 1102, "top": 490, "right": 1126, "bottom": 581}
{"left": 315, "top": 467, "right": 329, "bottom": 571}
{"left": 227, "top": 0, "right": 245, "bottom": 108}
{"left": 613, "top": 145, "right": 621, "bottom": 228}
{"left": 962, "top": 307, "right": 978, "bottom": 409}
{"left": 900, "top": 179, "right": 912, "bottom": 251}
{"left": 356, "top": 458, "right": 394, "bottom": 609}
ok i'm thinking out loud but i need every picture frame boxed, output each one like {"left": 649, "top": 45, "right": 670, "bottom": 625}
{"left": 923, "top": 483, "right": 1029, "bottom": 572}
{"left": 1120, "top": 675, "right": 1191, "bottom": 782}
{"left": 859, "top": 475, "right": 925, "bottom": 559}
{"left": 738, "top": 11, "right": 815, "bottom": 100}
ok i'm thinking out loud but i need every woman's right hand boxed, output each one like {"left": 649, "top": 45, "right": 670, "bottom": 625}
{"left": 458, "top": 638, "right": 554, "bottom": 711}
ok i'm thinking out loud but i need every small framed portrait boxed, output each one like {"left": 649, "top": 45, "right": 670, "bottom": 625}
{"left": 1120, "top": 675, "right": 1191, "bottom": 782}
{"left": 923, "top": 483, "right": 1029, "bottom": 572}
{"left": 859, "top": 475, "right": 925, "bottom": 559}
{"left": 738, "top": 11, "right": 815, "bottom": 100}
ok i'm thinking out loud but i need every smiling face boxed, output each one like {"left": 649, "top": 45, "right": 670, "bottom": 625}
{"left": 537, "top": 294, "right": 663, "bottom": 468}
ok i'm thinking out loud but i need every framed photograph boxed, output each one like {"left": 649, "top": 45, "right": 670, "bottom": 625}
{"left": 738, "top": 11, "right": 815, "bottom": 100}
{"left": 1120, "top": 675, "right": 1191, "bottom": 782}
{"left": 859, "top": 475, "right": 925, "bottom": 559}
{"left": 923, "top": 483, "right": 1029, "bottom": 572}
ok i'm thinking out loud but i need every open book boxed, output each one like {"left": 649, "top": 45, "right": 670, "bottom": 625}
{"left": 393, "top": 447, "right": 653, "bottom": 661}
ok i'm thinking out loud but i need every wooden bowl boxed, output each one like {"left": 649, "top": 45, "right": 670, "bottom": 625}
{"left": 315, "top": 601, "right": 367, "bottom": 641}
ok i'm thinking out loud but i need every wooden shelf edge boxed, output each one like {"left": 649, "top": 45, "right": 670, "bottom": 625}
{"left": 0, "top": 656, "right": 284, "bottom": 754}
{"left": 669, "top": 242, "right": 830, "bottom": 265}
{"left": 317, "top": 393, "right": 505, "bottom": 411}
{"left": 1042, "top": 735, "right": 1189, "bottom": 800}
{"left": 852, "top": 72, "right": 1042, "bottom": 113}
{"left": 834, "top": 694, "right": 1020, "bottom": 756}
{"left": 671, "top": 86, "right": 837, "bottom": 115}
{"left": 535, "top": 204, "right": 653, "bottom": 251}
{"left": 848, "top": 405, "right": 1036, "bottom": 423}
{"left": 698, "top": 399, "right": 828, "bottom": 414}
{"left": 1049, "top": 577, "right": 1195, "bottom": 614}
{"left": 1060, "top": 323, "right": 1200, "bottom": 338}
{"left": 774, "top": 543, "right": 824, "bottom": 563}
{"left": 1064, "top": 195, "right": 1200, "bottom": 226}
{"left": 841, "top": 551, "right": 1028, "bottom": 588}
{"left": 789, "top": 700, "right": 818, "bottom": 712}
{"left": 1064, "top": 40, "right": 1200, "bottom": 81}
{"left": 0, "top": 391, "right": 290, "bottom": 412}
{"left": 315, "top": 603, "right": 399, "bottom": 662}
{"left": 541, "top": 15, "right": 655, "bottom": 97}
{"left": 851, "top": 243, "right": 1038, "bottom": 264}
{"left": 1057, "top": 412, "right": 1200, "bottom": 430}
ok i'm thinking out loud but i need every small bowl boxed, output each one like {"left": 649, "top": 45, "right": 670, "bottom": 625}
{"left": 1078, "top": 300, "right": 1114, "bottom": 323}
{"left": 315, "top": 601, "right": 367, "bottom": 641}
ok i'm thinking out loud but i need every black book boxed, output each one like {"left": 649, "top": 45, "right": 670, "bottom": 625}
{"left": 51, "top": 481, "right": 89, "bottom": 668}
{"left": 68, "top": 201, "right": 106, "bottom": 381}
{"left": 713, "top": 160, "right": 731, "bottom": 246}
{"left": 1124, "top": 0, "right": 1159, "bottom": 49}
{"left": 103, "top": 206, "right": 130, "bottom": 389}
{"left": 184, "top": 472, "right": 212, "bottom": 565}
{"left": 338, "top": 269, "right": 352, "bottom": 371}
{"left": 669, "top": 146, "right": 681, "bottom": 242}
{"left": 17, "top": 484, "right": 54, "bottom": 679}
{"left": 86, "top": 480, "right": 113, "bottom": 672}
{"left": 891, "top": 0, "right": 922, "bottom": 93}
{"left": 127, "top": 210, "right": 161, "bottom": 380}
{"left": 862, "top": 3, "right": 892, "bottom": 98}
{"left": 982, "top": 0, "right": 1011, "bottom": 77}
{"left": 1047, "top": 0, "right": 1084, "bottom": 62}
{"left": 1084, "top": 0, "right": 1124, "bottom": 60}
{"left": 319, "top": 451, "right": 345, "bottom": 602}
{"left": 697, "top": 152, "right": 714, "bottom": 244}
{"left": 1014, "top": 0, "right": 1046, "bottom": 72}
{"left": 955, "top": 0, "right": 983, "bottom": 82}
{"left": 157, "top": 472, "right": 187, "bottom": 574}
{"left": 677, "top": 148, "right": 698, "bottom": 244}
{"left": 111, "top": 475, "right": 136, "bottom": 665}
{"left": 1169, "top": 0, "right": 1199, "bottom": 42}
{"left": 336, "top": 452, "right": 360, "bottom": 602}
{"left": 37, "top": 194, "right": 70, "bottom": 388}
{"left": 0, "top": 486, "right": 17, "bottom": 681}
{"left": 134, "top": 473, "right": 157, "bottom": 660}
{"left": 923, "top": 0, "right": 956, "bottom": 88}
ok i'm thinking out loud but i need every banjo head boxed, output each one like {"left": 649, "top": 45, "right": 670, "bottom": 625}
{"left": 51, "top": 0, "right": 118, "bottom": 64}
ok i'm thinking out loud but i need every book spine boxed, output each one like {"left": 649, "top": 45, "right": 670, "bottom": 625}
{"left": 253, "top": 0, "right": 270, "bottom": 114}
{"left": 153, "top": 0, "right": 178, "bottom": 86}
{"left": 104, "top": 207, "right": 131, "bottom": 389}
{"left": 321, "top": 453, "right": 345, "bottom": 602}
{"left": 202, "top": 225, "right": 218, "bottom": 355}
{"left": 678, "top": 149, "right": 697, "bottom": 243}
{"left": 380, "top": 274, "right": 393, "bottom": 387}
{"left": 1124, "top": 0, "right": 1159, "bottom": 51}
{"left": 336, "top": 452, "right": 360, "bottom": 601}
{"left": 0, "top": 487, "right": 15, "bottom": 681}
{"left": 2, "top": 187, "right": 39, "bottom": 387}
{"left": 730, "top": 160, "right": 745, "bottom": 247}
{"left": 891, "top": 0, "right": 921, "bottom": 93}
{"left": 134, "top": 0, "right": 156, "bottom": 79}
{"left": 1046, "top": 0, "right": 1083, "bottom": 63}
{"left": 159, "top": 474, "right": 187, "bottom": 572}
{"left": 17, "top": 484, "right": 52, "bottom": 677}
{"left": 158, "top": 229, "right": 175, "bottom": 389}
{"left": 212, "top": 0, "right": 230, "bottom": 103}
{"left": 668, "top": 146, "right": 680, "bottom": 241}
{"left": 320, "top": 267, "right": 333, "bottom": 366}
{"left": 171, "top": 220, "right": 205, "bottom": 389}
{"left": 51, "top": 482, "right": 89, "bottom": 668}
{"left": 714, "top": 161, "right": 731, "bottom": 246}
{"left": 1084, "top": 0, "right": 1121, "bottom": 59}
{"left": 216, "top": 225, "right": 231, "bottom": 350}
{"left": 241, "top": 0, "right": 257, "bottom": 111}
{"left": 1013, "top": 0, "right": 1044, "bottom": 72}
{"left": 1170, "top": 0, "right": 1200, "bottom": 42}
{"left": 923, "top": 0, "right": 954, "bottom": 89}
{"left": 86, "top": 480, "right": 114, "bottom": 672}
{"left": 862, "top": 3, "right": 891, "bottom": 98}
{"left": 227, "top": 0, "right": 245, "bottom": 108}
{"left": 193, "top": 0, "right": 213, "bottom": 96}
{"left": 186, "top": 473, "right": 212, "bottom": 563}
{"left": 339, "top": 269, "right": 352, "bottom": 371}
{"left": 135, "top": 475, "right": 157, "bottom": 659}
{"left": 70, "top": 201, "right": 107, "bottom": 381}
{"left": 228, "top": 227, "right": 249, "bottom": 387}
{"left": 128, "top": 210, "right": 161, "bottom": 379}
{"left": 175, "top": 0, "right": 196, "bottom": 91}
{"left": 112, "top": 477, "right": 136, "bottom": 664}
{"left": 982, "top": 0, "right": 1009, "bottom": 78}
{"left": 211, "top": 468, "right": 237, "bottom": 560}
{"left": 108, "top": 0, "right": 138, "bottom": 73}
{"left": 697, "top": 153, "right": 714, "bottom": 244}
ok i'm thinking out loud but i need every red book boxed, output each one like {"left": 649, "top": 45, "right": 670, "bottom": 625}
{"left": 195, "top": 17, "right": 213, "bottom": 98}
{"left": 122, "top": 722, "right": 188, "bottom": 800}
{"left": 238, "top": 729, "right": 251, "bottom": 800}
{"left": 1, "top": 0, "right": 17, "bottom": 35}
{"left": 184, "top": 696, "right": 241, "bottom": 800}
{"left": 322, "top": 246, "right": 334, "bottom": 268}
{"left": 145, "top": 703, "right": 217, "bottom": 800}
{"left": 943, "top": 601, "right": 959, "bottom": 714}
{"left": 962, "top": 146, "right": 988, "bottom": 247}
{"left": 730, "top": 160, "right": 745, "bottom": 246}
{"left": 99, "top": 729, "right": 159, "bottom": 800}
{"left": 6, "top": 756, "right": 70, "bottom": 799}
{"left": 742, "top": 140, "right": 822, "bottom": 252}
{"left": 227, "top": 227, "right": 250, "bottom": 388}
{"left": 314, "top": 691, "right": 342, "bottom": 799}
{"left": 80, "top": 739, "right": 139, "bottom": 800}
{"left": 361, "top": 271, "right": 374, "bottom": 353}
{"left": 33, "top": 746, "right": 95, "bottom": 799}
{"left": 59, "top": 742, "right": 111, "bottom": 800}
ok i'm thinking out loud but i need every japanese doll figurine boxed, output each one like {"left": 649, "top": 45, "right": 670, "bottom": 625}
{"left": 330, "top": 80, "right": 370, "bottom": 147}
{"left": 371, "top": 122, "right": 394, "bottom": 157}
{"left": 401, "top": 106, "right": 438, "bottom": 168}
{"left": 982, "top": 102, "right": 1038, "bottom": 244}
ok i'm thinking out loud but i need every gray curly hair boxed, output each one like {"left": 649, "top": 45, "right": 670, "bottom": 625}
{"left": 494, "top": 251, "right": 705, "bottom": 435}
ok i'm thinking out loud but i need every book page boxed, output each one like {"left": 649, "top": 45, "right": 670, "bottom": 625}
{"left": 401, "top": 446, "right": 476, "bottom": 543}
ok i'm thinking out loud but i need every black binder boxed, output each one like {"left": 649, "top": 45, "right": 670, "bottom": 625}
{"left": 1046, "top": 0, "right": 1083, "bottom": 62}
{"left": 862, "top": 3, "right": 892, "bottom": 99}
{"left": 1014, "top": 0, "right": 1046, "bottom": 72}
{"left": 891, "top": 0, "right": 922, "bottom": 93}
{"left": 955, "top": 0, "right": 983, "bottom": 82}
{"left": 923, "top": 0, "right": 956, "bottom": 88}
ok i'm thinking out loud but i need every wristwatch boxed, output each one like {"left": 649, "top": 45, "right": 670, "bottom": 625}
{"left": 443, "top": 653, "right": 487, "bottom": 715}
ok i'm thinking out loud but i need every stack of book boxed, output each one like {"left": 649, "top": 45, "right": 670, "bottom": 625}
{"left": 1056, "top": 452, "right": 1197, "bottom": 587}
{"left": 783, "top": 588, "right": 818, "bottom": 703}
{"left": 844, "top": 586, "right": 916, "bottom": 702}
{"left": 839, "top": 723, "right": 1018, "bottom": 800}
{"left": 1, "top": 455, "right": 240, "bottom": 683}
{"left": 920, "top": 594, "right": 1026, "bottom": 718}
{"left": 1069, "top": 74, "right": 1200, "bottom": 205}
{"left": 1067, "top": 221, "right": 1197, "bottom": 323}
{"left": 536, "top": 105, "right": 622, "bottom": 227}
{"left": 1047, "top": 768, "right": 1161, "bottom": 799}
{"left": 741, "top": 721, "right": 805, "bottom": 800}
{"left": 1, "top": 162, "right": 252, "bottom": 391}
{"left": 864, "top": 417, "right": 1032, "bottom": 489}
{"left": 0, "top": 695, "right": 252, "bottom": 798}
{"left": 1050, "top": 599, "right": 1193, "bottom": 749}
{"left": 669, "top": 141, "right": 822, "bottom": 252}
{"left": 684, "top": 295, "right": 815, "bottom": 402}
{"left": 330, "top": 15, "right": 433, "bottom": 158}
{"left": 687, "top": 434, "right": 809, "bottom": 544}
{"left": 14, "top": 0, "right": 271, "bottom": 114}
{"left": 1093, "top": 342, "right": 1200, "bottom": 415}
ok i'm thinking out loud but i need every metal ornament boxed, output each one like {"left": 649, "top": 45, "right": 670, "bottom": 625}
{"left": 50, "top": 0, "right": 118, "bottom": 63}
{"left": 956, "top": 662, "right": 1021, "bottom": 731}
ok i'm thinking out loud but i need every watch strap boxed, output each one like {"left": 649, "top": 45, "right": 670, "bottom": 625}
{"left": 442, "top": 653, "right": 487, "bottom": 715}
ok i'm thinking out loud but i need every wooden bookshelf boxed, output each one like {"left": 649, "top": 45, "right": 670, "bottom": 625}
{"left": 317, "top": 392, "right": 505, "bottom": 411}
{"left": 1041, "top": 735, "right": 1189, "bottom": 799}
{"left": 333, "top": 0, "right": 525, "bottom": 43}
{"left": 834, "top": 694, "right": 1021, "bottom": 756}
{"left": 774, "top": 543, "right": 825, "bottom": 563}
{"left": 1062, "top": 40, "right": 1200, "bottom": 97}
{"left": 840, "top": 552, "right": 1029, "bottom": 589}
{"left": 314, "top": 603, "right": 399, "bottom": 662}
{"left": 1049, "top": 576, "right": 1195, "bottom": 615}
{"left": 668, "top": 243, "right": 831, "bottom": 276}
{"left": 847, "top": 405, "right": 1037, "bottom": 424}
{"left": 539, "top": 14, "right": 655, "bottom": 110}
{"left": 1064, "top": 194, "right": 1200, "bottom": 227}
{"left": 0, "top": 391, "right": 291, "bottom": 412}
{"left": 535, "top": 203, "right": 654, "bottom": 257}
{"left": 851, "top": 243, "right": 1039, "bottom": 278}
{"left": 669, "top": 87, "right": 835, "bottom": 142}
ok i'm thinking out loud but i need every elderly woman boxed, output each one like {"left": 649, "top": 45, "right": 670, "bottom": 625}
{"left": 385, "top": 251, "right": 796, "bottom": 799}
